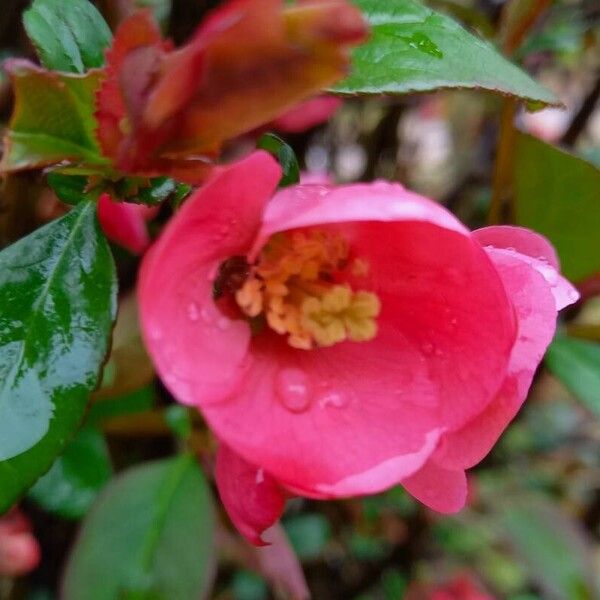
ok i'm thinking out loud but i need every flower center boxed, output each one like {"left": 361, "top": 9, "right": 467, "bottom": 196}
{"left": 234, "top": 229, "right": 381, "bottom": 349}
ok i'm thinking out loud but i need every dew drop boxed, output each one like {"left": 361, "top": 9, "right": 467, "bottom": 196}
{"left": 187, "top": 302, "right": 200, "bottom": 322}
{"left": 276, "top": 368, "right": 312, "bottom": 413}
{"left": 217, "top": 317, "right": 231, "bottom": 331}
{"left": 255, "top": 468, "right": 265, "bottom": 485}
{"left": 450, "top": 317, "right": 458, "bottom": 326}
{"left": 149, "top": 326, "right": 163, "bottom": 341}
{"left": 200, "top": 307, "right": 213, "bottom": 324}
{"left": 318, "top": 390, "right": 349, "bottom": 409}
{"left": 434, "top": 348, "right": 444, "bottom": 357}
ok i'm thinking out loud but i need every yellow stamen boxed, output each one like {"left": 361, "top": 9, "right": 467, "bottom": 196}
{"left": 234, "top": 229, "right": 381, "bottom": 349}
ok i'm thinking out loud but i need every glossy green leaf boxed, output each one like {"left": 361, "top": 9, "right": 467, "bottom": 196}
{"left": 514, "top": 133, "right": 600, "bottom": 281}
{"left": 28, "top": 427, "right": 112, "bottom": 519}
{"left": 334, "top": 0, "right": 558, "bottom": 105}
{"left": 136, "top": 177, "right": 177, "bottom": 206}
{"left": 0, "top": 61, "right": 106, "bottom": 173}
{"left": 501, "top": 499, "right": 597, "bottom": 599}
{"left": 47, "top": 172, "right": 89, "bottom": 205}
{"left": 545, "top": 334, "right": 600, "bottom": 419}
{"left": 0, "top": 201, "right": 117, "bottom": 512}
{"left": 63, "top": 455, "right": 215, "bottom": 600}
{"left": 23, "top": 0, "right": 111, "bottom": 73}
{"left": 257, "top": 133, "right": 300, "bottom": 187}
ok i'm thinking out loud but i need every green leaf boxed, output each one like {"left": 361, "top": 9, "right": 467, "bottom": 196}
{"left": 88, "top": 386, "right": 156, "bottom": 425}
{"left": 284, "top": 513, "right": 331, "bottom": 560}
{"left": 334, "top": 0, "right": 558, "bottom": 106}
{"left": 231, "top": 571, "right": 268, "bottom": 600}
{"left": 514, "top": 133, "right": 600, "bottom": 281}
{"left": 47, "top": 172, "right": 89, "bottom": 205}
{"left": 0, "top": 61, "right": 106, "bottom": 173}
{"left": 23, "top": 0, "right": 112, "bottom": 73}
{"left": 501, "top": 499, "right": 598, "bottom": 599}
{"left": 257, "top": 133, "right": 300, "bottom": 187}
{"left": 545, "top": 334, "right": 600, "bottom": 419}
{"left": 28, "top": 427, "right": 112, "bottom": 519}
{"left": 0, "top": 201, "right": 117, "bottom": 512}
{"left": 164, "top": 406, "right": 193, "bottom": 440}
{"left": 136, "top": 177, "right": 177, "bottom": 206}
{"left": 62, "top": 455, "right": 215, "bottom": 600}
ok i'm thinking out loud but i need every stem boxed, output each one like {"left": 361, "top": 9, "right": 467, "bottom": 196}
{"left": 561, "top": 73, "right": 600, "bottom": 147}
{"left": 489, "top": 99, "right": 518, "bottom": 224}
{"left": 489, "top": 0, "right": 552, "bottom": 224}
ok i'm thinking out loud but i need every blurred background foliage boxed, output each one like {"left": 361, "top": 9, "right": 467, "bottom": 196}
{"left": 0, "top": 0, "right": 599, "bottom": 599}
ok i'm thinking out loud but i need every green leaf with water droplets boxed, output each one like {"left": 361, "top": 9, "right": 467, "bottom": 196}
{"left": 0, "top": 201, "right": 117, "bottom": 512}
{"left": 335, "top": 0, "right": 558, "bottom": 106}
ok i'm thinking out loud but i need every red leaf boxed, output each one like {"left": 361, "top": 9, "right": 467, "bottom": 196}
{"left": 96, "top": 0, "right": 367, "bottom": 181}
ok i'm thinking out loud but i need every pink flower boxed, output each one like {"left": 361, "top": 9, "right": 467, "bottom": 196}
{"left": 138, "top": 151, "right": 577, "bottom": 544}
{"left": 97, "top": 193, "right": 158, "bottom": 255}
{"left": 272, "top": 96, "right": 342, "bottom": 133}
{"left": 0, "top": 508, "right": 40, "bottom": 577}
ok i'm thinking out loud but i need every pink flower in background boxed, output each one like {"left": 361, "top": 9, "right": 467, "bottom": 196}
{"left": 0, "top": 508, "right": 40, "bottom": 577}
{"left": 138, "top": 151, "right": 577, "bottom": 544}
{"left": 272, "top": 96, "right": 342, "bottom": 133}
{"left": 97, "top": 193, "right": 159, "bottom": 255}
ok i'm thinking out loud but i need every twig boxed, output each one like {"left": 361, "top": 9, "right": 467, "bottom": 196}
{"left": 561, "top": 74, "right": 600, "bottom": 147}
{"left": 489, "top": 0, "right": 552, "bottom": 224}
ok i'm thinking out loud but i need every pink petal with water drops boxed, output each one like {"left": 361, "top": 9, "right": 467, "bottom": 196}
{"left": 434, "top": 249, "right": 562, "bottom": 470}
{"left": 474, "top": 226, "right": 579, "bottom": 310}
{"left": 401, "top": 460, "right": 467, "bottom": 514}
{"left": 138, "top": 151, "right": 281, "bottom": 405}
{"left": 201, "top": 182, "right": 515, "bottom": 497}
{"left": 97, "top": 193, "right": 156, "bottom": 255}
{"left": 216, "top": 443, "right": 286, "bottom": 546}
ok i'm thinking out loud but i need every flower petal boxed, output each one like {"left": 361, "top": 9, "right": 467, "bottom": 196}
{"left": 434, "top": 248, "right": 561, "bottom": 469}
{"left": 97, "top": 193, "right": 152, "bottom": 255}
{"left": 0, "top": 509, "right": 41, "bottom": 577}
{"left": 201, "top": 182, "right": 515, "bottom": 497}
{"left": 272, "top": 96, "right": 342, "bottom": 133}
{"left": 253, "top": 525, "right": 310, "bottom": 599}
{"left": 216, "top": 444, "right": 286, "bottom": 546}
{"left": 474, "top": 226, "right": 579, "bottom": 310}
{"left": 138, "top": 151, "right": 281, "bottom": 405}
{"left": 401, "top": 460, "right": 467, "bottom": 514}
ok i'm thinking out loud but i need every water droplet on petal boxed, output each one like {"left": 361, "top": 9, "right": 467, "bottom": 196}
{"left": 276, "top": 368, "right": 312, "bottom": 413}
{"left": 200, "top": 307, "right": 213, "bottom": 324}
{"left": 217, "top": 317, "right": 231, "bottom": 331}
{"left": 450, "top": 317, "right": 458, "bottom": 326}
{"left": 434, "top": 348, "right": 444, "bottom": 357}
{"left": 187, "top": 302, "right": 200, "bottom": 322}
{"left": 149, "top": 326, "right": 163, "bottom": 341}
{"left": 255, "top": 468, "right": 265, "bottom": 485}
{"left": 318, "top": 390, "right": 349, "bottom": 409}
